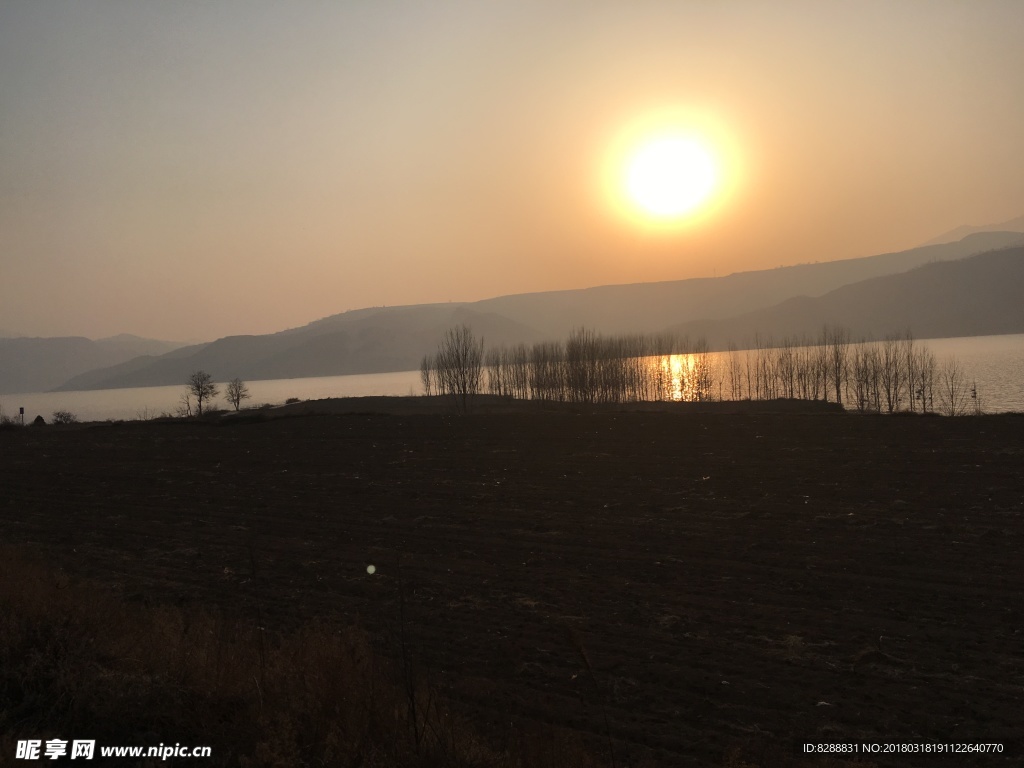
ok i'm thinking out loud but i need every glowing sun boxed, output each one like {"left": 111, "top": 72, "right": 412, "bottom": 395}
{"left": 601, "top": 108, "right": 740, "bottom": 231}
{"left": 624, "top": 136, "right": 718, "bottom": 220}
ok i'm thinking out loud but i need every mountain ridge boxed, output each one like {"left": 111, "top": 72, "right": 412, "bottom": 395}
{"left": 0, "top": 335, "right": 189, "bottom": 395}
{"left": 921, "top": 214, "right": 1024, "bottom": 247}
{"left": 48, "top": 231, "right": 1024, "bottom": 392}
{"left": 668, "top": 245, "right": 1024, "bottom": 346}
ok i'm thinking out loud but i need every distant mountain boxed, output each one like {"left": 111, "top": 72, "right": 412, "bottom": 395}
{"left": 922, "top": 215, "right": 1024, "bottom": 247}
{"left": 51, "top": 231, "right": 1024, "bottom": 392}
{"left": 471, "top": 231, "right": 1024, "bottom": 337}
{"left": 55, "top": 306, "right": 542, "bottom": 391}
{"left": 0, "top": 335, "right": 188, "bottom": 394}
{"left": 95, "top": 334, "right": 188, "bottom": 357}
{"left": 667, "top": 245, "right": 1024, "bottom": 346}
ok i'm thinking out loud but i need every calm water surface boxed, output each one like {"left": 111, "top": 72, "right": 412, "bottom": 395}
{"left": 924, "top": 334, "right": 1024, "bottom": 412}
{"left": 2, "top": 334, "right": 1022, "bottom": 423}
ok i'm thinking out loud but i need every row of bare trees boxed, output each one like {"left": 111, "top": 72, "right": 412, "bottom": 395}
{"left": 420, "top": 325, "right": 982, "bottom": 415}
{"left": 724, "top": 330, "right": 979, "bottom": 416}
{"left": 423, "top": 327, "right": 712, "bottom": 406}
{"left": 486, "top": 329, "right": 686, "bottom": 403}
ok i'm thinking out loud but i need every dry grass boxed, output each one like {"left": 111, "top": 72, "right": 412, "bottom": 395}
{"left": 0, "top": 546, "right": 556, "bottom": 767}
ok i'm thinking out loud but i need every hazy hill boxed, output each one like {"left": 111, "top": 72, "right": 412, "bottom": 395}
{"left": 668, "top": 245, "right": 1024, "bottom": 347}
{"left": 0, "top": 335, "right": 187, "bottom": 395}
{"left": 922, "top": 214, "right": 1024, "bottom": 247}
{"left": 50, "top": 231, "right": 1024, "bottom": 392}
{"left": 94, "top": 334, "right": 189, "bottom": 357}
{"left": 56, "top": 306, "right": 542, "bottom": 391}
{"left": 471, "top": 231, "right": 1024, "bottom": 337}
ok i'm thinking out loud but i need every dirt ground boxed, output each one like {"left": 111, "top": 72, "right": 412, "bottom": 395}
{"left": 2, "top": 399, "right": 1022, "bottom": 766}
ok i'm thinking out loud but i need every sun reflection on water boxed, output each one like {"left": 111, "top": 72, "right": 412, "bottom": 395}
{"left": 658, "top": 353, "right": 716, "bottom": 402}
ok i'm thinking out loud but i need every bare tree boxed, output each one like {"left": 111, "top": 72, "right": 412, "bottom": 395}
{"left": 507, "top": 343, "right": 530, "bottom": 400}
{"left": 433, "top": 325, "right": 484, "bottom": 412}
{"left": 850, "top": 342, "right": 876, "bottom": 411}
{"left": 565, "top": 327, "right": 600, "bottom": 403}
{"left": 690, "top": 337, "right": 715, "bottom": 401}
{"left": 879, "top": 335, "right": 905, "bottom": 413}
{"left": 825, "top": 325, "right": 851, "bottom": 405}
{"left": 938, "top": 357, "right": 970, "bottom": 416}
{"left": 529, "top": 341, "right": 565, "bottom": 401}
{"left": 776, "top": 337, "right": 797, "bottom": 399}
{"left": 176, "top": 393, "right": 193, "bottom": 418}
{"left": 419, "top": 354, "right": 435, "bottom": 396}
{"left": 187, "top": 370, "right": 219, "bottom": 416}
{"left": 911, "top": 345, "right": 937, "bottom": 413}
{"left": 225, "top": 378, "right": 251, "bottom": 411}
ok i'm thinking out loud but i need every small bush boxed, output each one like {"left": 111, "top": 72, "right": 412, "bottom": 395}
{"left": 285, "top": 397, "right": 301, "bottom": 404}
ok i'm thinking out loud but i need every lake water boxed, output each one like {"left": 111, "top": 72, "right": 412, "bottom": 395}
{"left": 2, "top": 333, "right": 1022, "bottom": 423}
{"left": 924, "top": 334, "right": 1024, "bottom": 413}
{"left": 1, "top": 370, "right": 424, "bottom": 424}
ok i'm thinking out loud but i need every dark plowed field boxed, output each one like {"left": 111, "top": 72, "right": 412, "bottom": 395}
{"left": 2, "top": 407, "right": 1023, "bottom": 766}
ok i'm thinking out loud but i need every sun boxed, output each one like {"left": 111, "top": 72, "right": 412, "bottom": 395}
{"left": 625, "top": 137, "right": 718, "bottom": 219}
{"left": 601, "top": 108, "right": 740, "bottom": 232}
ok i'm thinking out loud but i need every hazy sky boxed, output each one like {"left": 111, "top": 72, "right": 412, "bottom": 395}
{"left": 2, "top": 1, "right": 1023, "bottom": 341}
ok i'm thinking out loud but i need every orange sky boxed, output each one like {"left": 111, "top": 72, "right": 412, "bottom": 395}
{"left": 2, "top": 1, "right": 1022, "bottom": 341}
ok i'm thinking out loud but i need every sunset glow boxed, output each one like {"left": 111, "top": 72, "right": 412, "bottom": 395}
{"left": 602, "top": 107, "right": 741, "bottom": 234}
{"left": 0, "top": 3, "right": 1021, "bottom": 341}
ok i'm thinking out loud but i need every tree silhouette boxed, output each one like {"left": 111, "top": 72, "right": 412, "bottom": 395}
{"left": 187, "top": 370, "right": 219, "bottom": 416}
{"left": 431, "top": 325, "right": 484, "bottom": 412}
{"left": 226, "top": 378, "right": 251, "bottom": 411}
